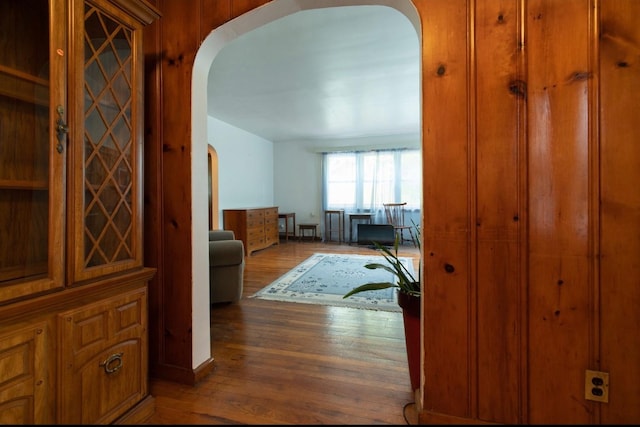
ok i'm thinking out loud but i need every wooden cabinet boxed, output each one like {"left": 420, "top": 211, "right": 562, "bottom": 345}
{"left": 0, "top": 322, "right": 53, "bottom": 424}
{"left": 0, "top": 0, "right": 159, "bottom": 424}
{"left": 223, "top": 207, "right": 279, "bottom": 256}
{"left": 58, "top": 286, "right": 148, "bottom": 424}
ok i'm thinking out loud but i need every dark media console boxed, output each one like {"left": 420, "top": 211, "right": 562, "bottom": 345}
{"left": 357, "top": 224, "right": 395, "bottom": 246}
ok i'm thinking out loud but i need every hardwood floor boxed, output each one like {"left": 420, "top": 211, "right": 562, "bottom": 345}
{"left": 146, "top": 239, "right": 421, "bottom": 425}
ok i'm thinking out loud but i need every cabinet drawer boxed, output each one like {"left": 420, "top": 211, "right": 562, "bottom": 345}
{"left": 58, "top": 287, "right": 147, "bottom": 424}
{"left": 0, "top": 323, "right": 52, "bottom": 425}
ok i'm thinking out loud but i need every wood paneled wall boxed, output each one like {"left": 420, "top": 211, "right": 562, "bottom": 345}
{"left": 598, "top": 1, "right": 640, "bottom": 423}
{"left": 142, "top": 0, "right": 640, "bottom": 423}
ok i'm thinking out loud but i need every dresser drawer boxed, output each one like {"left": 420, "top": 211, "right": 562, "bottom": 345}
{"left": 263, "top": 207, "right": 278, "bottom": 219}
{"left": 247, "top": 227, "right": 264, "bottom": 242}
{"left": 246, "top": 209, "right": 264, "bottom": 221}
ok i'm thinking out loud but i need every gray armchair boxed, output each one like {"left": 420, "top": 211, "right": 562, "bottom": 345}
{"left": 209, "top": 230, "right": 245, "bottom": 304}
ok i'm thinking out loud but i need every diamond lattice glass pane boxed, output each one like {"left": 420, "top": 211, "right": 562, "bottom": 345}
{"left": 84, "top": 9, "right": 105, "bottom": 58}
{"left": 99, "top": 48, "right": 118, "bottom": 81}
{"left": 98, "top": 183, "right": 120, "bottom": 216}
{"left": 95, "top": 90, "right": 118, "bottom": 125}
{"left": 113, "top": 116, "right": 131, "bottom": 150}
{"left": 98, "top": 138, "right": 120, "bottom": 171}
{"left": 125, "top": 186, "right": 132, "bottom": 205}
{"left": 85, "top": 155, "right": 107, "bottom": 188}
{"left": 85, "top": 202, "right": 108, "bottom": 240}
{"left": 84, "top": 226, "right": 118, "bottom": 267}
{"left": 98, "top": 224, "right": 119, "bottom": 261}
{"left": 116, "top": 164, "right": 131, "bottom": 193}
{"left": 112, "top": 72, "right": 131, "bottom": 108}
{"left": 83, "top": 5, "right": 135, "bottom": 269}
{"left": 114, "top": 244, "right": 132, "bottom": 262}
{"left": 86, "top": 250, "right": 106, "bottom": 267}
{"left": 113, "top": 28, "right": 131, "bottom": 62}
{"left": 85, "top": 108, "right": 107, "bottom": 146}
{"left": 113, "top": 203, "right": 132, "bottom": 237}
{"left": 85, "top": 59, "right": 106, "bottom": 102}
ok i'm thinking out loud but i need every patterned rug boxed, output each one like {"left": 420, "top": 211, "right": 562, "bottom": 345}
{"left": 249, "top": 252, "right": 415, "bottom": 311}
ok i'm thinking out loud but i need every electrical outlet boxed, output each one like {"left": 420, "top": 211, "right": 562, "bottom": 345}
{"left": 585, "top": 370, "right": 609, "bottom": 403}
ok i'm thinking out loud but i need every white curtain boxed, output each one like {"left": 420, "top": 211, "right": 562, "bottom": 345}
{"left": 322, "top": 149, "right": 421, "bottom": 225}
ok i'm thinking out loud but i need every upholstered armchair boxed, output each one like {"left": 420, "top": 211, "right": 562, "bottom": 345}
{"left": 209, "top": 230, "right": 245, "bottom": 304}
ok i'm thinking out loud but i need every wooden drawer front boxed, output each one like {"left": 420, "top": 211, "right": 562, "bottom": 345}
{"left": 264, "top": 225, "right": 280, "bottom": 245}
{"left": 263, "top": 207, "right": 278, "bottom": 220}
{"left": 246, "top": 227, "right": 265, "bottom": 246}
{"left": 0, "top": 324, "right": 52, "bottom": 425}
{"left": 58, "top": 288, "right": 147, "bottom": 424}
{"left": 264, "top": 223, "right": 278, "bottom": 241}
{"left": 246, "top": 210, "right": 264, "bottom": 228}
{"left": 69, "top": 340, "right": 143, "bottom": 425}
{"left": 264, "top": 213, "right": 278, "bottom": 227}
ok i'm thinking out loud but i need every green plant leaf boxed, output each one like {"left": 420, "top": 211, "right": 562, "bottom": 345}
{"left": 343, "top": 221, "right": 422, "bottom": 300}
{"left": 343, "top": 282, "right": 396, "bottom": 298}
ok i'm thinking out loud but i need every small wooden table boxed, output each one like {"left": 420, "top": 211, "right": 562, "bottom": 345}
{"left": 324, "top": 209, "right": 345, "bottom": 243}
{"left": 298, "top": 223, "right": 318, "bottom": 242}
{"left": 348, "top": 213, "right": 373, "bottom": 244}
{"left": 278, "top": 212, "right": 296, "bottom": 242}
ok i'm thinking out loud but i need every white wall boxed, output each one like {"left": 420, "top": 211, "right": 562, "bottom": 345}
{"left": 273, "top": 141, "right": 323, "bottom": 226}
{"left": 208, "top": 116, "right": 275, "bottom": 226}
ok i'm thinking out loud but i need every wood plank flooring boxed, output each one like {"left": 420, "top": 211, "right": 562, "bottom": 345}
{"left": 146, "top": 239, "right": 421, "bottom": 425}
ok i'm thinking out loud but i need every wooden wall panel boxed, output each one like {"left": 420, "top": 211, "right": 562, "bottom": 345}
{"left": 143, "top": 0, "right": 640, "bottom": 423}
{"left": 526, "top": 0, "right": 593, "bottom": 423}
{"left": 474, "top": 1, "right": 522, "bottom": 423}
{"left": 156, "top": 0, "right": 200, "bottom": 372}
{"left": 599, "top": 1, "right": 640, "bottom": 423}
{"left": 231, "top": 0, "right": 270, "bottom": 20}
{"left": 142, "top": 0, "right": 164, "bottom": 376}
{"left": 418, "top": 0, "right": 472, "bottom": 418}
{"left": 144, "top": 0, "right": 273, "bottom": 385}
{"left": 200, "top": 0, "right": 232, "bottom": 34}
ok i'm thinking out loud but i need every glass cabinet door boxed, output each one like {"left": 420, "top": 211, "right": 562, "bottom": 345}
{"left": 69, "top": 0, "right": 144, "bottom": 282}
{"left": 0, "top": 0, "right": 65, "bottom": 303}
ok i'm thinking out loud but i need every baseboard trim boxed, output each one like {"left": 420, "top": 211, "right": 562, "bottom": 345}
{"left": 149, "top": 356, "right": 215, "bottom": 386}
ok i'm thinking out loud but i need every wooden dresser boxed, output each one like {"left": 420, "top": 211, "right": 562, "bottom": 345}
{"left": 223, "top": 207, "right": 279, "bottom": 256}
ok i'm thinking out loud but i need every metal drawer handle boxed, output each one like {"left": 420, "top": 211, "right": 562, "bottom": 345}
{"left": 99, "top": 352, "right": 124, "bottom": 374}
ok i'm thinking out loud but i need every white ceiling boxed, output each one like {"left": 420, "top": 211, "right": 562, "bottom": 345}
{"left": 207, "top": 5, "right": 420, "bottom": 143}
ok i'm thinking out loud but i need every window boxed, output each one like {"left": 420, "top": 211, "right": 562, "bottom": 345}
{"left": 323, "top": 149, "right": 421, "bottom": 213}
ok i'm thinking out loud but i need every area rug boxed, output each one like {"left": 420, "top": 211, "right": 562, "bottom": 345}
{"left": 249, "top": 252, "right": 415, "bottom": 312}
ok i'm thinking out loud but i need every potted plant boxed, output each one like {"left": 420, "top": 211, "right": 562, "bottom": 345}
{"left": 343, "top": 223, "right": 421, "bottom": 390}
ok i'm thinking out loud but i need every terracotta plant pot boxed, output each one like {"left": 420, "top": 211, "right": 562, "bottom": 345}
{"left": 397, "top": 290, "right": 420, "bottom": 390}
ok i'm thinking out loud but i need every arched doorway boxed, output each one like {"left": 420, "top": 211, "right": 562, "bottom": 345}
{"left": 190, "top": 0, "right": 422, "bottom": 371}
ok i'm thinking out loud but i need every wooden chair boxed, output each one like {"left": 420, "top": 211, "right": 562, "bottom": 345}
{"left": 383, "top": 202, "right": 415, "bottom": 245}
